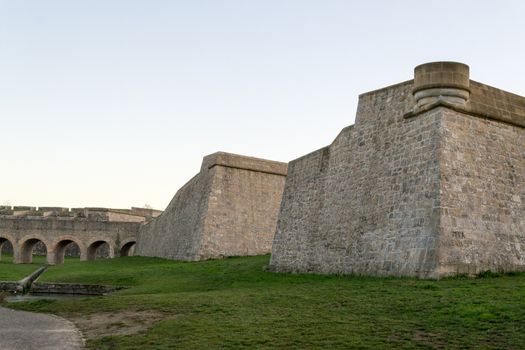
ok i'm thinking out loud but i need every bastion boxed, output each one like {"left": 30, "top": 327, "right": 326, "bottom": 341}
{"left": 135, "top": 152, "right": 287, "bottom": 260}
{"left": 269, "top": 62, "right": 525, "bottom": 279}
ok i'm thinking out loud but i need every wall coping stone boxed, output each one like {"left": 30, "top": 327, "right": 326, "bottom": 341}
{"left": 404, "top": 98, "right": 525, "bottom": 129}
{"left": 202, "top": 152, "right": 288, "bottom": 176}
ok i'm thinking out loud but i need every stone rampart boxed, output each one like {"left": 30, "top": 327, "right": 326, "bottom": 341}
{"left": 269, "top": 62, "right": 525, "bottom": 278}
{"left": 136, "top": 152, "right": 287, "bottom": 261}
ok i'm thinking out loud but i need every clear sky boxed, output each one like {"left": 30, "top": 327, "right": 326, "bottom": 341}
{"left": 1, "top": 0, "right": 524, "bottom": 210}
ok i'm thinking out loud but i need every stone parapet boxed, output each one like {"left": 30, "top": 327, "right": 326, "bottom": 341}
{"left": 0, "top": 206, "right": 162, "bottom": 222}
{"left": 201, "top": 152, "right": 288, "bottom": 176}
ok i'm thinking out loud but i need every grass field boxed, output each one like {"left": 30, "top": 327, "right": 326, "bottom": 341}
{"left": 0, "top": 254, "right": 49, "bottom": 280}
{"left": 1, "top": 254, "right": 525, "bottom": 349}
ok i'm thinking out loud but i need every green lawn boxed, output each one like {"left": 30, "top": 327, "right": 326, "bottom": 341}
{"left": 0, "top": 254, "right": 49, "bottom": 280}
{"left": 2, "top": 255, "right": 525, "bottom": 349}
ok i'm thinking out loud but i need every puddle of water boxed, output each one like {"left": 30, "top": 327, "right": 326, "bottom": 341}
{"left": 5, "top": 293, "right": 95, "bottom": 303}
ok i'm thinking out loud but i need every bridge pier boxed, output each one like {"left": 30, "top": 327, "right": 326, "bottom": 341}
{"left": 46, "top": 251, "right": 55, "bottom": 265}
{"left": 0, "top": 239, "right": 9, "bottom": 262}
{"left": 12, "top": 249, "right": 21, "bottom": 264}
{"left": 80, "top": 250, "right": 88, "bottom": 261}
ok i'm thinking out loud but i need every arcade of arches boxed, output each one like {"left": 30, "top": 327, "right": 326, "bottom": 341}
{"left": 0, "top": 235, "right": 137, "bottom": 264}
{"left": 0, "top": 218, "right": 140, "bottom": 265}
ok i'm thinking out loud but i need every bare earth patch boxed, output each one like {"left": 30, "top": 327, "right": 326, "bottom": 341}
{"left": 412, "top": 330, "right": 445, "bottom": 349}
{"left": 68, "top": 310, "right": 167, "bottom": 339}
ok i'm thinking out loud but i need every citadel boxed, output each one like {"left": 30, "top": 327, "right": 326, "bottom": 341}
{"left": 1, "top": 62, "right": 524, "bottom": 279}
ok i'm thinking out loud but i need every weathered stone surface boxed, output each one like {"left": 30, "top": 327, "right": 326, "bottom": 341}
{"left": 0, "top": 281, "right": 123, "bottom": 295}
{"left": 0, "top": 207, "right": 159, "bottom": 264}
{"left": 437, "top": 108, "right": 525, "bottom": 275}
{"left": 269, "top": 62, "right": 525, "bottom": 279}
{"left": 413, "top": 62, "right": 470, "bottom": 108}
{"left": 0, "top": 281, "right": 18, "bottom": 292}
{"left": 136, "top": 152, "right": 287, "bottom": 261}
{"left": 31, "top": 282, "right": 124, "bottom": 295}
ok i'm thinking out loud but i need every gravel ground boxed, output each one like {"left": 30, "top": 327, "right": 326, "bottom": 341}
{"left": 0, "top": 306, "right": 84, "bottom": 350}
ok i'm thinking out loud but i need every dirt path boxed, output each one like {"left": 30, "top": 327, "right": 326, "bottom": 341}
{"left": 69, "top": 309, "right": 164, "bottom": 340}
{"left": 0, "top": 306, "right": 84, "bottom": 350}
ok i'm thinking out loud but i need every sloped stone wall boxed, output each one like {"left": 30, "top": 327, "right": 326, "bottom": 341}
{"left": 270, "top": 82, "right": 443, "bottom": 278}
{"left": 135, "top": 172, "right": 214, "bottom": 261}
{"left": 270, "top": 62, "right": 525, "bottom": 279}
{"left": 136, "top": 152, "right": 287, "bottom": 261}
{"left": 438, "top": 108, "right": 525, "bottom": 275}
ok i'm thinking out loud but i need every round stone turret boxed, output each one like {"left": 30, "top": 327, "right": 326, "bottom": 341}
{"left": 413, "top": 61, "right": 470, "bottom": 108}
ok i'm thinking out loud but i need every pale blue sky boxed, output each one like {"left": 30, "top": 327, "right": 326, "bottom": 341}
{"left": 1, "top": 1, "right": 524, "bottom": 209}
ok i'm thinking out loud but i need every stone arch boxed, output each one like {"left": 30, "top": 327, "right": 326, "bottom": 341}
{"left": 86, "top": 238, "right": 114, "bottom": 261}
{"left": 119, "top": 239, "right": 137, "bottom": 257}
{"left": 51, "top": 236, "right": 86, "bottom": 265}
{"left": 18, "top": 235, "right": 51, "bottom": 264}
{"left": 0, "top": 234, "right": 16, "bottom": 262}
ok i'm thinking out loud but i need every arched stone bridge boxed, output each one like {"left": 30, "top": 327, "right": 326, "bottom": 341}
{"left": 0, "top": 206, "right": 161, "bottom": 264}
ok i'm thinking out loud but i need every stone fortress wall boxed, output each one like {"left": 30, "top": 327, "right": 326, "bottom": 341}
{"left": 0, "top": 206, "right": 162, "bottom": 263}
{"left": 269, "top": 62, "right": 525, "bottom": 279}
{"left": 0, "top": 206, "right": 161, "bottom": 222}
{"left": 136, "top": 152, "right": 287, "bottom": 261}
{"left": 3, "top": 62, "right": 523, "bottom": 279}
